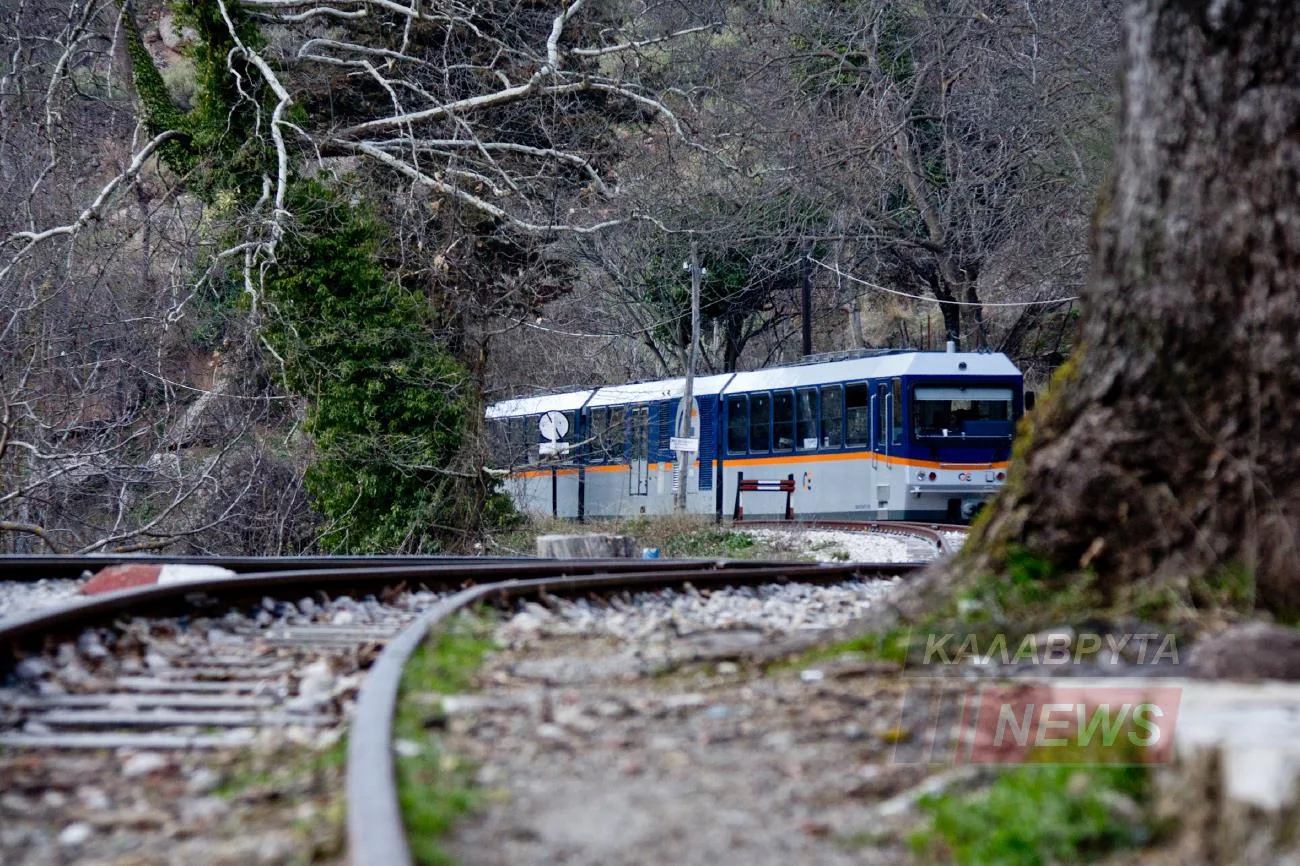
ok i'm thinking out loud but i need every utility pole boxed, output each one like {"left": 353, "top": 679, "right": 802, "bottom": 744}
{"left": 675, "top": 241, "right": 701, "bottom": 513}
{"left": 801, "top": 245, "right": 813, "bottom": 357}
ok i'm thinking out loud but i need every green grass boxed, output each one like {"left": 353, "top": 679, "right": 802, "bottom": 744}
{"left": 485, "top": 513, "right": 795, "bottom": 560}
{"left": 214, "top": 734, "right": 348, "bottom": 800}
{"left": 395, "top": 611, "right": 496, "bottom": 866}
{"left": 909, "top": 765, "right": 1154, "bottom": 865}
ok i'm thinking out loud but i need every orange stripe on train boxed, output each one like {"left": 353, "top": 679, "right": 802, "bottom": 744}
{"left": 509, "top": 451, "right": 1008, "bottom": 479}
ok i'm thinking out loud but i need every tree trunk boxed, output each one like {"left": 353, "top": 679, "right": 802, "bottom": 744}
{"left": 956, "top": 0, "right": 1300, "bottom": 614}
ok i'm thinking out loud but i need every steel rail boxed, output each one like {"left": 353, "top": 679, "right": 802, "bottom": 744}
{"left": 346, "top": 559, "right": 922, "bottom": 866}
{"left": 0, "top": 557, "right": 915, "bottom": 662}
{"left": 0, "top": 553, "right": 535, "bottom": 583}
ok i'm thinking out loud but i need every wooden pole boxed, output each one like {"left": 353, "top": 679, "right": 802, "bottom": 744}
{"left": 675, "top": 241, "right": 701, "bottom": 512}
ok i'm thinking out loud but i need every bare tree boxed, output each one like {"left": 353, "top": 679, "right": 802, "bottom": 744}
{"left": 0, "top": 0, "right": 311, "bottom": 553}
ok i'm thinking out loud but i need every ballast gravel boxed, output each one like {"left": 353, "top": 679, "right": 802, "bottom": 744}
{"left": 499, "top": 579, "right": 902, "bottom": 647}
{"left": 433, "top": 578, "right": 964, "bottom": 866}
{"left": 0, "top": 588, "right": 445, "bottom": 866}
{"left": 741, "top": 527, "right": 932, "bottom": 562}
{"left": 0, "top": 579, "right": 84, "bottom": 623}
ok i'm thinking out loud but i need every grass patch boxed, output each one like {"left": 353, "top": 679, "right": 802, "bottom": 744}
{"left": 485, "top": 513, "right": 796, "bottom": 560}
{"left": 214, "top": 734, "right": 348, "bottom": 800}
{"left": 206, "top": 737, "right": 349, "bottom": 861}
{"left": 783, "top": 548, "right": 1104, "bottom": 673}
{"left": 396, "top": 611, "right": 496, "bottom": 866}
{"left": 909, "top": 765, "right": 1155, "bottom": 865}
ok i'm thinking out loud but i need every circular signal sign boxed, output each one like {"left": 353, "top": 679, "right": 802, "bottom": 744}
{"left": 539, "top": 410, "right": 569, "bottom": 442}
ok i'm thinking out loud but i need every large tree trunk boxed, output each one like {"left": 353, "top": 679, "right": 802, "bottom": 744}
{"left": 956, "top": 0, "right": 1300, "bottom": 614}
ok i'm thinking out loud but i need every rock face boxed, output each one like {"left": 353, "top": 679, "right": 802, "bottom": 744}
{"left": 536, "top": 534, "right": 635, "bottom": 559}
{"left": 1153, "top": 681, "right": 1300, "bottom": 865}
{"left": 1188, "top": 623, "right": 1300, "bottom": 681}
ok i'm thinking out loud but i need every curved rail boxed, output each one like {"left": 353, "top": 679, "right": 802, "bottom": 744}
{"left": 0, "top": 557, "right": 849, "bottom": 660}
{"left": 737, "top": 519, "right": 967, "bottom": 556}
{"left": 346, "top": 559, "right": 922, "bottom": 866}
{"left": 0, "top": 553, "right": 925, "bottom": 865}
{"left": 0, "top": 553, "right": 533, "bottom": 583}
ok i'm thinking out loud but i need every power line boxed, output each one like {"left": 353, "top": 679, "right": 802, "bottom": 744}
{"left": 809, "top": 257, "right": 1080, "bottom": 308}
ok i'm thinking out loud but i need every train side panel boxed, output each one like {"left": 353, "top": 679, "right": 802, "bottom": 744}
{"left": 488, "top": 352, "right": 1022, "bottom": 524}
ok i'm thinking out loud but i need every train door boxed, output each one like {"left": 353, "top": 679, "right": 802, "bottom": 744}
{"left": 875, "top": 382, "right": 893, "bottom": 515}
{"left": 869, "top": 386, "right": 880, "bottom": 470}
{"left": 876, "top": 382, "right": 892, "bottom": 459}
{"left": 628, "top": 405, "right": 649, "bottom": 496}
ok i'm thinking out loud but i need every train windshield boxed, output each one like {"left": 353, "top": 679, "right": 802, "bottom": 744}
{"left": 913, "top": 386, "right": 1014, "bottom": 439}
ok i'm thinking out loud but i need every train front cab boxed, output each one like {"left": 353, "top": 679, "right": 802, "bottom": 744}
{"left": 886, "top": 375, "right": 1021, "bottom": 522}
{"left": 714, "top": 364, "right": 1021, "bottom": 523}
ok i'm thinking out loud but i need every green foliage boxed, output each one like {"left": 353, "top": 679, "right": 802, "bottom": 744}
{"left": 120, "top": 1, "right": 187, "bottom": 158}
{"left": 119, "top": 1, "right": 495, "bottom": 552}
{"left": 118, "top": 0, "right": 273, "bottom": 199}
{"left": 909, "top": 766, "right": 1153, "bottom": 865}
{"left": 396, "top": 613, "right": 496, "bottom": 865}
{"left": 265, "top": 184, "right": 471, "bottom": 552}
{"left": 788, "top": 2, "right": 916, "bottom": 97}
{"left": 1190, "top": 562, "right": 1256, "bottom": 613}
{"left": 950, "top": 546, "right": 1103, "bottom": 632}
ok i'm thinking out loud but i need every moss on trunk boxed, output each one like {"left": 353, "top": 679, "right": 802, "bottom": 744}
{"left": 948, "top": 0, "right": 1300, "bottom": 620}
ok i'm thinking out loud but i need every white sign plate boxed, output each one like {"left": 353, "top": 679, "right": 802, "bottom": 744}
{"left": 670, "top": 436, "right": 700, "bottom": 452}
{"left": 538, "top": 410, "right": 569, "bottom": 442}
{"left": 539, "top": 441, "right": 570, "bottom": 457}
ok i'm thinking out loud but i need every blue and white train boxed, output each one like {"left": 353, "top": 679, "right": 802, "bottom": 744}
{"left": 486, "top": 349, "right": 1026, "bottom": 523}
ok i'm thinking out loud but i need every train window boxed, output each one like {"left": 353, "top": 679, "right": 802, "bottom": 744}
{"left": 749, "top": 393, "right": 771, "bottom": 452}
{"left": 487, "top": 419, "right": 510, "bottom": 468}
{"left": 820, "top": 385, "right": 843, "bottom": 448}
{"left": 892, "top": 378, "right": 904, "bottom": 445}
{"left": 912, "top": 386, "right": 1014, "bottom": 438}
{"left": 591, "top": 408, "right": 609, "bottom": 463}
{"left": 877, "top": 383, "right": 888, "bottom": 448}
{"left": 608, "top": 407, "right": 626, "bottom": 461}
{"left": 513, "top": 418, "right": 531, "bottom": 464}
{"left": 772, "top": 390, "right": 794, "bottom": 452}
{"left": 726, "top": 395, "right": 748, "bottom": 453}
{"left": 631, "top": 406, "right": 648, "bottom": 460}
{"left": 845, "top": 383, "right": 869, "bottom": 446}
{"left": 796, "top": 389, "right": 818, "bottom": 450}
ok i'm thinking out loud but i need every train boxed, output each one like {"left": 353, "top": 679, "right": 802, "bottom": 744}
{"left": 485, "top": 348, "right": 1026, "bottom": 523}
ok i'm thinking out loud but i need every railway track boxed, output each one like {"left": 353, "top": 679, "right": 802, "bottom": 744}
{"left": 735, "top": 518, "right": 968, "bottom": 556}
{"left": 0, "top": 537, "right": 936, "bottom": 864}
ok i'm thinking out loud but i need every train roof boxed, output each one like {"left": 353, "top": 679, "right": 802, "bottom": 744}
{"left": 486, "top": 351, "right": 1020, "bottom": 418}
{"left": 723, "top": 350, "right": 1019, "bottom": 392}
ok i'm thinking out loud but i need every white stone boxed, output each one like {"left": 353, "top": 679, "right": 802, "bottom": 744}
{"left": 76, "top": 787, "right": 110, "bottom": 810}
{"left": 121, "top": 751, "right": 169, "bottom": 779}
{"left": 156, "top": 564, "right": 236, "bottom": 585}
{"left": 186, "top": 767, "right": 222, "bottom": 794}
{"left": 58, "top": 823, "right": 93, "bottom": 847}
{"left": 180, "top": 796, "right": 230, "bottom": 824}
{"left": 394, "top": 738, "right": 423, "bottom": 758}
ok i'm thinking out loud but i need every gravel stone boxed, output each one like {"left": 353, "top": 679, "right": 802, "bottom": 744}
{"left": 121, "top": 751, "right": 169, "bottom": 779}
{"left": 2, "top": 585, "right": 445, "bottom": 865}
{"left": 0, "top": 579, "right": 84, "bottom": 623}
{"left": 742, "top": 527, "right": 924, "bottom": 562}
{"left": 436, "top": 578, "right": 933, "bottom": 865}
{"left": 56, "top": 823, "right": 92, "bottom": 847}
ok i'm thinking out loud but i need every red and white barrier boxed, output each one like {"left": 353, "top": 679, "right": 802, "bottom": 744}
{"left": 81, "top": 564, "right": 236, "bottom": 596}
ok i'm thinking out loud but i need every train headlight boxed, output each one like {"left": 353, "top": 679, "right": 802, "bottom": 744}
{"left": 996, "top": 471, "right": 1006, "bottom": 481}
{"left": 928, "top": 471, "right": 937, "bottom": 481}
{"left": 917, "top": 471, "right": 925, "bottom": 481}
